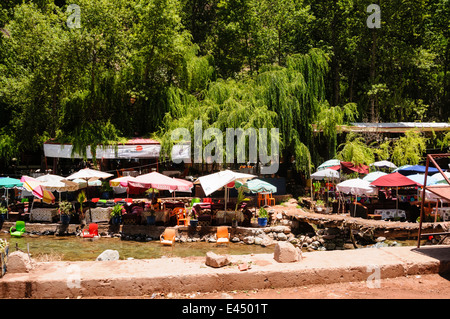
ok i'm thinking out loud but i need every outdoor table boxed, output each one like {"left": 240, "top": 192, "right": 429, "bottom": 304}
{"left": 86, "top": 207, "right": 112, "bottom": 223}
{"left": 435, "top": 207, "right": 450, "bottom": 222}
{"left": 154, "top": 210, "right": 169, "bottom": 223}
{"left": 215, "top": 210, "right": 244, "bottom": 224}
{"left": 374, "top": 209, "right": 406, "bottom": 220}
{"left": 30, "top": 208, "right": 58, "bottom": 222}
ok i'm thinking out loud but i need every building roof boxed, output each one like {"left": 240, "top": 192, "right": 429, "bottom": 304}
{"left": 339, "top": 122, "right": 450, "bottom": 133}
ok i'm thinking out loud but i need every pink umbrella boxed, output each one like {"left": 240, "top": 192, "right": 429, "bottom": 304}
{"left": 127, "top": 172, "right": 192, "bottom": 192}
{"left": 20, "top": 176, "right": 55, "bottom": 204}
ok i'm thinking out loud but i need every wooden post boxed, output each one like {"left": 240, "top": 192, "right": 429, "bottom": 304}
{"left": 417, "top": 156, "right": 429, "bottom": 248}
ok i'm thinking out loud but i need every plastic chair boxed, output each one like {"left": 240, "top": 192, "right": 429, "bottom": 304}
{"left": 266, "top": 193, "right": 275, "bottom": 206}
{"left": 174, "top": 207, "right": 188, "bottom": 226}
{"left": 114, "top": 198, "right": 123, "bottom": 203}
{"left": 216, "top": 226, "right": 230, "bottom": 244}
{"left": 257, "top": 193, "right": 265, "bottom": 207}
{"left": 203, "top": 198, "right": 213, "bottom": 204}
{"left": 91, "top": 198, "right": 100, "bottom": 203}
{"left": 10, "top": 221, "right": 26, "bottom": 237}
{"left": 81, "top": 223, "right": 99, "bottom": 238}
{"left": 160, "top": 228, "right": 176, "bottom": 246}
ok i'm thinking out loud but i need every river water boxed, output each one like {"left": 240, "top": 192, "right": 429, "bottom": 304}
{"left": 1, "top": 234, "right": 271, "bottom": 261}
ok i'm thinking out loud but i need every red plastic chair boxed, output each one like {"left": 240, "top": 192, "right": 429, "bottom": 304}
{"left": 114, "top": 198, "right": 123, "bottom": 203}
{"left": 126, "top": 198, "right": 133, "bottom": 204}
{"left": 81, "top": 223, "right": 99, "bottom": 238}
{"left": 203, "top": 198, "right": 213, "bottom": 203}
{"left": 91, "top": 198, "right": 100, "bottom": 203}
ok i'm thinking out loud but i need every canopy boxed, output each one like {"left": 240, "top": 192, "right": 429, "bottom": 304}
{"left": 196, "top": 170, "right": 256, "bottom": 196}
{"left": 369, "top": 160, "right": 397, "bottom": 170}
{"left": 127, "top": 172, "right": 192, "bottom": 192}
{"left": 317, "top": 159, "right": 340, "bottom": 171}
{"left": 405, "top": 174, "right": 438, "bottom": 186}
{"left": 36, "top": 174, "right": 79, "bottom": 192}
{"left": 0, "top": 177, "right": 23, "bottom": 188}
{"left": 362, "top": 171, "right": 387, "bottom": 183}
{"left": 370, "top": 172, "right": 420, "bottom": 187}
{"left": 340, "top": 161, "right": 369, "bottom": 175}
{"left": 235, "top": 179, "right": 277, "bottom": 194}
{"left": 66, "top": 168, "right": 113, "bottom": 181}
{"left": 20, "top": 176, "right": 55, "bottom": 204}
{"left": 424, "top": 185, "right": 450, "bottom": 202}
{"left": 336, "top": 178, "right": 378, "bottom": 196}
{"left": 396, "top": 164, "right": 439, "bottom": 176}
{"left": 311, "top": 168, "right": 339, "bottom": 180}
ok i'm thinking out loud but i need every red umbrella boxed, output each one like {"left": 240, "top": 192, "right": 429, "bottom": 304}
{"left": 370, "top": 172, "right": 420, "bottom": 187}
{"left": 370, "top": 172, "right": 421, "bottom": 214}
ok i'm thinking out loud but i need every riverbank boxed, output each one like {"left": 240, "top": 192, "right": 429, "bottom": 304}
{"left": 1, "top": 245, "right": 449, "bottom": 299}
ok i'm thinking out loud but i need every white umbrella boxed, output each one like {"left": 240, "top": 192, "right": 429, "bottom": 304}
{"left": 66, "top": 168, "right": 113, "bottom": 181}
{"left": 36, "top": 174, "right": 79, "bottom": 192}
{"left": 336, "top": 178, "right": 378, "bottom": 196}
{"left": 431, "top": 172, "right": 450, "bottom": 184}
{"left": 196, "top": 170, "right": 256, "bottom": 210}
{"left": 36, "top": 174, "right": 79, "bottom": 201}
{"left": 311, "top": 168, "right": 340, "bottom": 180}
{"left": 370, "top": 160, "right": 397, "bottom": 170}
{"left": 66, "top": 168, "right": 113, "bottom": 219}
{"left": 362, "top": 171, "right": 388, "bottom": 183}
{"left": 317, "top": 159, "right": 340, "bottom": 171}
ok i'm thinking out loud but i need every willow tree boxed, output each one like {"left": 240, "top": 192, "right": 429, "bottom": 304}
{"left": 157, "top": 48, "right": 340, "bottom": 175}
{"left": 391, "top": 130, "right": 427, "bottom": 166}
{"left": 336, "top": 132, "right": 375, "bottom": 166}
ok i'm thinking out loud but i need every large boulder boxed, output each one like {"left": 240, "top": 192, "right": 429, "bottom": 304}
{"left": 273, "top": 242, "right": 301, "bottom": 263}
{"left": 96, "top": 249, "right": 120, "bottom": 261}
{"left": 7, "top": 251, "right": 34, "bottom": 273}
{"left": 205, "top": 251, "right": 231, "bottom": 268}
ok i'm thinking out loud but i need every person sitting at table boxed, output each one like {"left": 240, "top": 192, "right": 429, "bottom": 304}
{"left": 151, "top": 194, "right": 160, "bottom": 210}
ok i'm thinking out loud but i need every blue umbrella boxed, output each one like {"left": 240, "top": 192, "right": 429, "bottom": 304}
{"left": 396, "top": 165, "right": 439, "bottom": 176}
{"left": 0, "top": 177, "right": 23, "bottom": 188}
{"left": 0, "top": 177, "right": 23, "bottom": 218}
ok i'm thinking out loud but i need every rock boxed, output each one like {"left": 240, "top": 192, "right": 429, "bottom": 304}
{"left": 254, "top": 237, "right": 263, "bottom": 245}
{"left": 96, "top": 249, "right": 120, "bottom": 261}
{"left": 231, "top": 236, "right": 240, "bottom": 242}
{"left": 273, "top": 242, "right": 300, "bottom": 263}
{"left": 243, "top": 236, "right": 255, "bottom": 244}
{"left": 261, "top": 236, "right": 274, "bottom": 247}
{"left": 205, "top": 251, "right": 231, "bottom": 268}
{"left": 7, "top": 251, "right": 34, "bottom": 273}
{"left": 277, "top": 232, "right": 287, "bottom": 241}
{"left": 376, "top": 236, "right": 386, "bottom": 242}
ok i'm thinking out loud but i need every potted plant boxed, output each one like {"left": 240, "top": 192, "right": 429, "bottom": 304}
{"left": 77, "top": 191, "right": 87, "bottom": 225}
{"left": 257, "top": 207, "right": 268, "bottom": 227}
{"left": 147, "top": 209, "right": 156, "bottom": 225}
{"left": 315, "top": 200, "right": 325, "bottom": 212}
{"left": 232, "top": 188, "right": 246, "bottom": 227}
{"left": 110, "top": 204, "right": 124, "bottom": 225}
{"left": 0, "top": 207, "right": 7, "bottom": 223}
{"left": 100, "top": 181, "right": 113, "bottom": 199}
{"left": 189, "top": 207, "right": 198, "bottom": 228}
{"left": 58, "top": 201, "right": 73, "bottom": 225}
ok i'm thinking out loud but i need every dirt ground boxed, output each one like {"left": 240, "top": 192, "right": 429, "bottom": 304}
{"left": 189, "top": 273, "right": 450, "bottom": 299}
{"left": 90, "top": 273, "right": 448, "bottom": 300}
